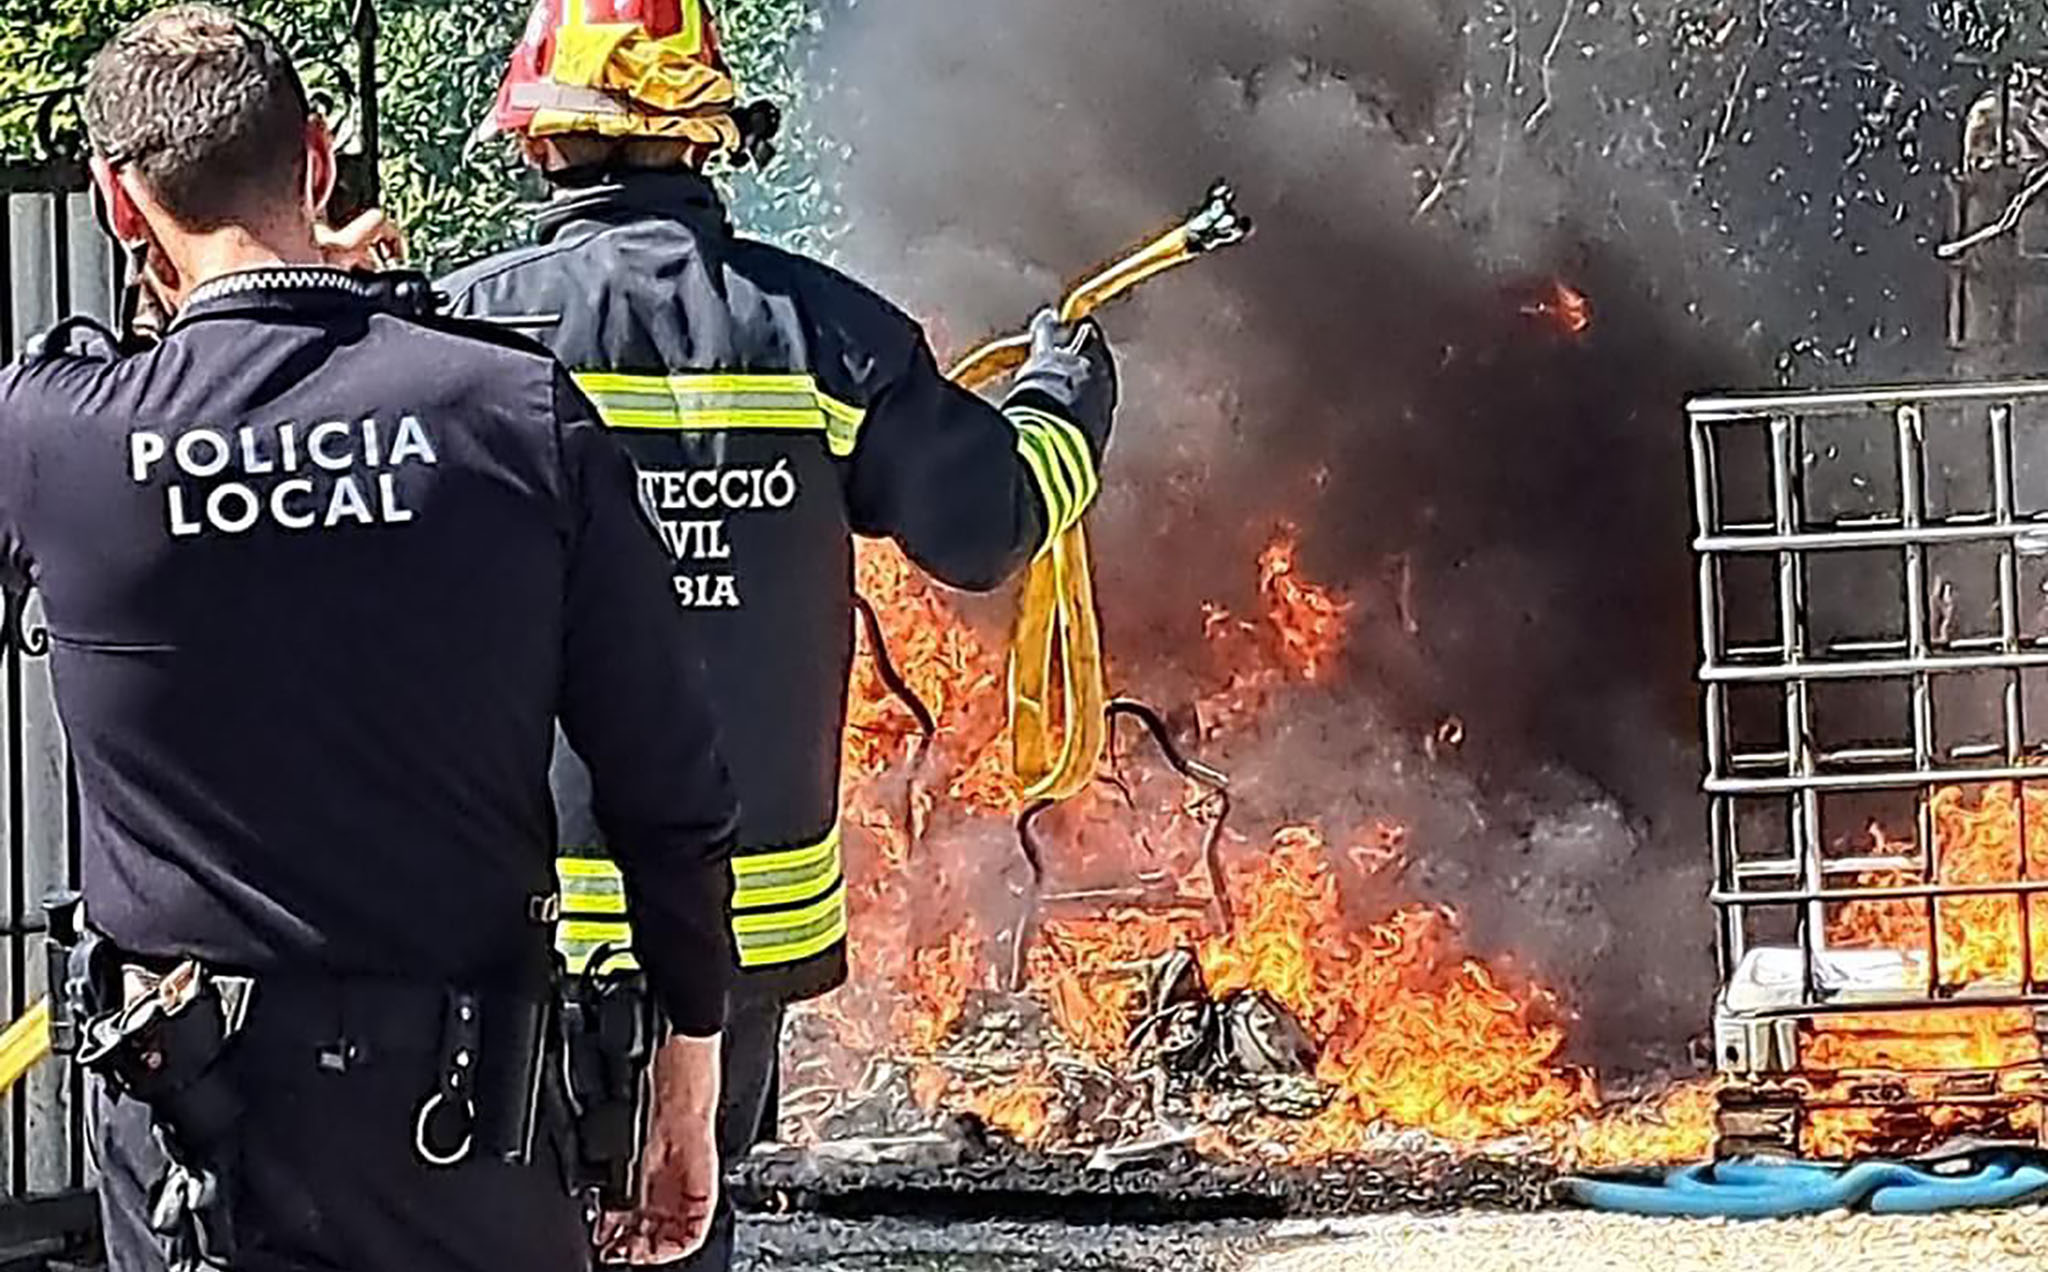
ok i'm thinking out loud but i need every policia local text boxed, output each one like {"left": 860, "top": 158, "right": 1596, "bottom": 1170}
{"left": 129, "top": 415, "right": 439, "bottom": 536}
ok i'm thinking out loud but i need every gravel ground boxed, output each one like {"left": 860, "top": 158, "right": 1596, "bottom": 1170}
{"left": 1248, "top": 1208, "right": 2048, "bottom": 1272}
{"left": 735, "top": 1215, "right": 1267, "bottom": 1270}
{"left": 734, "top": 1208, "right": 2048, "bottom": 1272}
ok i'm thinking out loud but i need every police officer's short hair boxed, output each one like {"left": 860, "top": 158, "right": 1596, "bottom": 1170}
{"left": 82, "top": 5, "right": 309, "bottom": 230}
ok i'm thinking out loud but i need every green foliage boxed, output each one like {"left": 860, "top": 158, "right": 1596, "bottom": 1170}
{"left": 372, "top": 0, "right": 537, "bottom": 271}
{"left": 0, "top": 0, "right": 840, "bottom": 273}
{"left": 0, "top": 0, "right": 357, "bottom": 166}
{"left": 713, "top": 0, "right": 840, "bottom": 258}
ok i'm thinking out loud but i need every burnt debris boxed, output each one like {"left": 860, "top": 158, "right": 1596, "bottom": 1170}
{"left": 1125, "top": 950, "right": 1326, "bottom": 1123}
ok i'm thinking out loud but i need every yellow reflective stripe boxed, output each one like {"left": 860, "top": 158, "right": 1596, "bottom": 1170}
{"left": 557, "top": 919, "right": 640, "bottom": 975}
{"left": 572, "top": 372, "right": 866, "bottom": 456}
{"left": 1011, "top": 420, "right": 1075, "bottom": 531}
{"left": 1010, "top": 425, "right": 1064, "bottom": 531}
{"left": 816, "top": 390, "right": 866, "bottom": 458}
{"left": 731, "top": 826, "right": 843, "bottom": 910}
{"left": 561, "top": 919, "right": 633, "bottom": 944}
{"left": 596, "top": 408, "right": 829, "bottom": 430}
{"left": 578, "top": 372, "right": 818, "bottom": 396}
{"left": 555, "top": 829, "right": 847, "bottom": 970}
{"left": 732, "top": 882, "right": 848, "bottom": 968}
{"left": 557, "top": 855, "right": 626, "bottom": 914}
{"left": 1009, "top": 406, "right": 1105, "bottom": 544}
{"left": 731, "top": 881, "right": 846, "bottom": 935}
{"left": 668, "top": 0, "right": 706, "bottom": 55}
{"left": 731, "top": 827, "right": 841, "bottom": 879}
{"left": 1037, "top": 421, "right": 1094, "bottom": 513}
{"left": 1025, "top": 425, "right": 1080, "bottom": 518}
{"left": 562, "top": 906, "right": 848, "bottom": 972}
{"left": 1046, "top": 416, "right": 1100, "bottom": 508}
{"left": 1010, "top": 405, "right": 1099, "bottom": 510}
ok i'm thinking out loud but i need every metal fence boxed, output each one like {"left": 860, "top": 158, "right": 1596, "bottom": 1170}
{"left": 0, "top": 163, "right": 116, "bottom": 1208}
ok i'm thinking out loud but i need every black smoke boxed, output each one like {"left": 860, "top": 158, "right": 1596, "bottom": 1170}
{"left": 803, "top": 0, "right": 2047, "bottom": 1072}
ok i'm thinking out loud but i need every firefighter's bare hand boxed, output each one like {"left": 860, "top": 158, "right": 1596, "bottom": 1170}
{"left": 596, "top": 1034, "right": 722, "bottom": 1266}
{"left": 596, "top": 1121, "right": 717, "bottom": 1264}
{"left": 316, "top": 209, "right": 406, "bottom": 271}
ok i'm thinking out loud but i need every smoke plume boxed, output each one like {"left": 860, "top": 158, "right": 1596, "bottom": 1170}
{"left": 807, "top": 0, "right": 2022, "bottom": 1071}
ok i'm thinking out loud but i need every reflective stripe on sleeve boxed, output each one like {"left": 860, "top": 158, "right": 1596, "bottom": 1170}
{"left": 552, "top": 822, "right": 848, "bottom": 973}
{"left": 1006, "top": 404, "right": 1100, "bottom": 548}
{"left": 731, "top": 881, "right": 849, "bottom": 968}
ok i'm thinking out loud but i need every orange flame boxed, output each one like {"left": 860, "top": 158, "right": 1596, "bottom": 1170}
{"left": 1832, "top": 783, "right": 2048, "bottom": 988}
{"left": 1256, "top": 528, "right": 1351, "bottom": 682}
{"left": 811, "top": 528, "right": 1711, "bottom": 1165}
{"left": 1786, "top": 778, "right": 2048, "bottom": 1155}
{"left": 969, "top": 1074, "right": 1058, "bottom": 1142}
{"left": 1521, "top": 280, "right": 1593, "bottom": 336}
{"left": 1198, "top": 827, "right": 1595, "bottom": 1152}
{"left": 826, "top": 517, "right": 2048, "bottom": 1167}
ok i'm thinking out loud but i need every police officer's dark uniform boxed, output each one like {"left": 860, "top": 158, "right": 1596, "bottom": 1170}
{"left": 0, "top": 266, "right": 739, "bottom": 1272}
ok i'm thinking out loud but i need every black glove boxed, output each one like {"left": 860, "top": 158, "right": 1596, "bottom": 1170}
{"left": 1003, "top": 309, "right": 1118, "bottom": 461}
{"left": 362, "top": 269, "right": 446, "bottom": 320}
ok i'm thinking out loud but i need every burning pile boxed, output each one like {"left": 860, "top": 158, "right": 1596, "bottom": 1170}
{"left": 784, "top": 526, "right": 1715, "bottom": 1173}
{"left": 785, "top": 0, "right": 2048, "bottom": 1184}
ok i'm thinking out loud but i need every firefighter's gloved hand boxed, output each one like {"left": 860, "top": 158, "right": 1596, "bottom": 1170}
{"left": 1006, "top": 309, "right": 1118, "bottom": 460}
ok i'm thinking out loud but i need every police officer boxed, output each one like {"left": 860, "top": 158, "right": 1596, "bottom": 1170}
{"left": 3, "top": 7, "right": 737, "bottom": 1269}
{"left": 440, "top": 2, "right": 1118, "bottom": 1267}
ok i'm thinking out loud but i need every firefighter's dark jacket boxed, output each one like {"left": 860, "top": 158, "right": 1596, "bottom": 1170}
{"left": 440, "top": 170, "right": 1104, "bottom": 1003}
{"left": 0, "top": 269, "right": 739, "bottom": 1035}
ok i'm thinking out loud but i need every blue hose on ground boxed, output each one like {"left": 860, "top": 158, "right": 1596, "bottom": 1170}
{"left": 1560, "top": 1151, "right": 2048, "bottom": 1217}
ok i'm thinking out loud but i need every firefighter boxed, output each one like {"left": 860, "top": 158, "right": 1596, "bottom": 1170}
{"left": 6, "top": 7, "right": 737, "bottom": 1269}
{"left": 439, "top": 0, "right": 1118, "bottom": 1265}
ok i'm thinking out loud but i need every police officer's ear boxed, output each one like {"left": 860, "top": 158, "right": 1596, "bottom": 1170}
{"left": 302, "top": 116, "right": 339, "bottom": 226}
{"left": 89, "top": 157, "right": 178, "bottom": 304}
{"left": 89, "top": 157, "right": 151, "bottom": 250}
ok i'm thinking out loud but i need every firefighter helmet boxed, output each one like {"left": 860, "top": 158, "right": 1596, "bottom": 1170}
{"left": 487, "top": 0, "right": 743, "bottom": 154}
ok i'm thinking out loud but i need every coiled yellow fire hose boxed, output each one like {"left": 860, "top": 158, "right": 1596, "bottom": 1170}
{"left": 947, "top": 181, "right": 1251, "bottom": 804}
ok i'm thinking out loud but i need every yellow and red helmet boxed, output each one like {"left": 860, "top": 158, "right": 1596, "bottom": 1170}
{"left": 488, "top": 0, "right": 742, "bottom": 152}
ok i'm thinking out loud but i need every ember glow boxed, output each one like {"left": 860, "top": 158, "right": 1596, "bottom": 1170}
{"left": 1519, "top": 280, "right": 1593, "bottom": 338}
{"left": 803, "top": 525, "right": 1716, "bottom": 1169}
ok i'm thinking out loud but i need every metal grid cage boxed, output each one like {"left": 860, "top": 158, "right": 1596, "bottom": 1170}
{"left": 1691, "top": 381, "right": 2048, "bottom": 1076}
